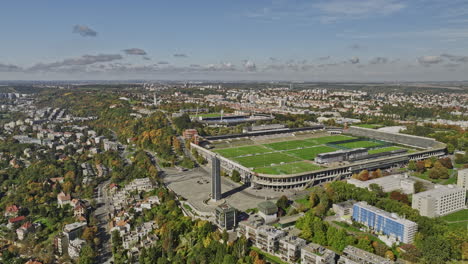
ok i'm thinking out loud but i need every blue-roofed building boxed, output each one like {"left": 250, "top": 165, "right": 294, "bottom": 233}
{"left": 352, "top": 201, "right": 417, "bottom": 244}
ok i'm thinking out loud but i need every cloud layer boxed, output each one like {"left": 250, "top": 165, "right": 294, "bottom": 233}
{"left": 72, "top": 25, "right": 98, "bottom": 37}
{"left": 123, "top": 48, "right": 147, "bottom": 55}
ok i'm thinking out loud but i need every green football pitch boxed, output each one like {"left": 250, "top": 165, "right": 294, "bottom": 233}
{"left": 286, "top": 145, "right": 338, "bottom": 160}
{"left": 368, "top": 146, "right": 404, "bottom": 154}
{"left": 233, "top": 152, "right": 301, "bottom": 168}
{"left": 213, "top": 145, "right": 271, "bottom": 158}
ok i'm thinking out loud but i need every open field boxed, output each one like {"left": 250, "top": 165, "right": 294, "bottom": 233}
{"left": 264, "top": 139, "right": 321, "bottom": 151}
{"left": 337, "top": 140, "right": 383, "bottom": 149}
{"left": 213, "top": 145, "right": 271, "bottom": 158}
{"left": 304, "top": 135, "right": 356, "bottom": 144}
{"left": 211, "top": 133, "right": 415, "bottom": 175}
{"left": 253, "top": 161, "right": 321, "bottom": 175}
{"left": 234, "top": 152, "right": 301, "bottom": 168}
{"left": 368, "top": 146, "right": 405, "bottom": 154}
{"left": 286, "top": 146, "right": 338, "bottom": 160}
{"left": 441, "top": 209, "right": 468, "bottom": 222}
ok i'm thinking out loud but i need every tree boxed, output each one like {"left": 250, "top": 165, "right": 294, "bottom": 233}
{"left": 231, "top": 170, "right": 241, "bottom": 182}
{"left": 358, "top": 170, "right": 370, "bottom": 181}
{"left": 414, "top": 181, "right": 426, "bottom": 193}
{"left": 222, "top": 255, "right": 236, "bottom": 264}
{"left": 369, "top": 184, "right": 384, "bottom": 197}
{"left": 416, "top": 161, "right": 426, "bottom": 173}
{"left": 385, "top": 250, "right": 395, "bottom": 261}
{"left": 408, "top": 160, "right": 417, "bottom": 171}
{"left": 79, "top": 245, "right": 96, "bottom": 264}
{"left": 447, "top": 143, "right": 455, "bottom": 154}
{"left": 419, "top": 236, "right": 452, "bottom": 264}
{"left": 276, "top": 195, "right": 289, "bottom": 211}
{"left": 309, "top": 192, "right": 319, "bottom": 208}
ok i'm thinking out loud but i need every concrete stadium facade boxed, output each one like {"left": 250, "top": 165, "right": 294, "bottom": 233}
{"left": 191, "top": 126, "right": 446, "bottom": 190}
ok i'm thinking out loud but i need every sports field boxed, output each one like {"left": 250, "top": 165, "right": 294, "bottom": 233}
{"left": 214, "top": 145, "right": 271, "bottom": 158}
{"left": 368, "top": 146, "right": 404, "bottom": 154}
{"left": 286, "top": 145, "right": 338, "bottom": 160}
{"left": 211, "top": 133, "right": 409, "bottom": 175}
{"left": 337, "top": 140, "right": 383, "bottom": 149}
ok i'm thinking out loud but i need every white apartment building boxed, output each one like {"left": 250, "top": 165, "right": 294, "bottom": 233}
{"left": 412, "top": 185, "right": 466, "bottom": 217}
{"left": 457, "top": 168, "right": 468, "bottom": 190}
{"left": 278, "top": 235, "right": 306, "bottom": 263}
{"left": 301, "top": 243, "right": 336, "bottom": 264}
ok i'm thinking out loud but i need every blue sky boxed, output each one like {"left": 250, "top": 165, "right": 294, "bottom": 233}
{"left": 0, "top": 0, "right": 468, "bottom": 81}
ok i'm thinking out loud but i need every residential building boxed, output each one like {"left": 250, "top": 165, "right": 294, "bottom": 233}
{"left": 412, "top": 184, "right": 466, "bottom": 217}
{"left": 255, "top": 225, "right": 286, "bottom": 254}
{"left": 278, "top": 235, "right": 306, "bottom": 263}
{"left": 352, "top": 201, "right": 418, "bottom": 244}
{"left": 63, "top": 222, "right": 87, "bottom": 241}
{"left": 457, "top": 168, "right": 468, "bottom": 190}
{"left": 57, "top": 191, "right": 71, "bottom": 208}
{"left": 338, "top": 245, "right": 393, "bottom": 264}
{"left": 238, "top": 215, "right": 264, "bottom": 243}
{"left": 215, "top": 204, "right": 237, "bottom": 230}
{"left": 68, "top": 238, "right": 86, "bottom": 259}
{"left": 301, "top": 243, "right": 336, "bottom": 264}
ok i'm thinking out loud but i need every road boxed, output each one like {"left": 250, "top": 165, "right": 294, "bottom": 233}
{"left": 94, "top": 180, "right": 113, "bottom": 264}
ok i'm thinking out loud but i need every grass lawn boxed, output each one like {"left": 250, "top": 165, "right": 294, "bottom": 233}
{"left": 234, "top": 152, "right": 301, "bottom": 168}
{"left": 213, "top": 145, "right": 271, "bottom": 158}
{"left": 355, "top": 124, "right": 384, "bottom": 129}
{"left": 263, "top": 139, "right": 320, "bottom": 151}
{"left": 447, "top": 221, "right": 468, "bottom": 231}
{"left": 412, "top": 169, "right": 454, "bottom": 184}
{"left": 368, "top": 146, "right": 405, "bottom": 154}
{"left": 252, "top": 247, "right": 289, "bottom": 264}
{"left": 338, "top": 140, "right": 383, "bottom": 149}
{"left": 253, "top": 161, "right": 321, "bottom": 175}
{"left": 286, "top": 145, "right": 338, "bottom": 160}
{"left": 441, "top": 209, "right": 468, "bottom": 222}
{"left": 304, "top": 135, "right": 356, "bottom": 144}
{"left": 295, "top": 197, "right": 311, "bottom": 207}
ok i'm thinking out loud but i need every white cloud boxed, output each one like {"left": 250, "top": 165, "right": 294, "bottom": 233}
{"left": 418, "top": 56, "right": 443, "bottom": 66}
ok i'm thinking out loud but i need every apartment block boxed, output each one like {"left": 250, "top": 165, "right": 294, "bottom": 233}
{"left": 352, "top": 202, "right": 418, "bottom": 244}
{"left": 412, "top": 184, "right": 466, "bottom": 217}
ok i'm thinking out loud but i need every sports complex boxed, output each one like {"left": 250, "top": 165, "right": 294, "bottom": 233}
{"left": 191, "top": 126, "right": 447, "bottom": 190}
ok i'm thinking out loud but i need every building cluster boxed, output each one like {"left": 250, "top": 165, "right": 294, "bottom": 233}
{"left": 107, "top": 178, "right": 160, "bottom": 257}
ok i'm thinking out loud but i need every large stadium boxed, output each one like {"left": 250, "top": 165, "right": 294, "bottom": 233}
{"left": 191, "top": 126, "right": 447, "bottom": 190}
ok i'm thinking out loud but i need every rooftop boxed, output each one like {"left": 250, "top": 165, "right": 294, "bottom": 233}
{"left": 354, "top": 201, "right": 418, "bottom": 227}
{"left": 413, "top": 184, "right": 465, "bottom": 199}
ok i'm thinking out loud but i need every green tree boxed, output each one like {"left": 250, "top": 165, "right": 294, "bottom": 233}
{"left": 231, "top": 170, "right": 241, "bottom": 182}
{"left": 79, "top": 245, "right": 96, "bottom": 264}
{"left": 419, "top": 236, "right": 452, "bottom": 264}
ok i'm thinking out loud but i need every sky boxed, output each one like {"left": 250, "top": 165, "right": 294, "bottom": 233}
{"left": 0, "top": 0, "right": 468, "bottom": 81}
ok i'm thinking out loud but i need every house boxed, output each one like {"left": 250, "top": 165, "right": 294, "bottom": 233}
{"left": 57, "top": 192, "right": 71, "bottom": 208}
{"left": 8, "top": 215, "right": 26, "bottom": 229}
{"left": 16, "top": 222, "right": 34, "bottom": 240}
{"left": 5, "top": 204, "right": 20, "bottom": 217}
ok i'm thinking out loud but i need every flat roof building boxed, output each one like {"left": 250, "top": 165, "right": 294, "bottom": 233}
{"left": 457, "top": 168, "right": 468, "bottom": 190}
{"left": 215, "top": 204, "right": 237, "bottom": 230}
{"left": 347, "top": 173, "right": 415, "bottom": 194}
{"left": 301, "top": 243, "right": 336, "bottom": 264}
{"left": 258, "top": 201, "right": 278, "bottom": 224}
{"left": 412, "top": 184, "right": 466, "bottom": 217}
{"left": 278, "top": 235, "right": 307, "bottom": 263}
{"left": 352, "top": 201, "right": 417, "bottom": 244}
{"left": 338, "top": 245, "right": 393, "bottom": 264}
{"left": 255, "top": 225, "right": 286, "bottom": 254}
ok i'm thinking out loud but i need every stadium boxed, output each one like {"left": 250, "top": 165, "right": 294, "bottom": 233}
{"left": 191, "top": 126, "right": 447, "bottom": 190}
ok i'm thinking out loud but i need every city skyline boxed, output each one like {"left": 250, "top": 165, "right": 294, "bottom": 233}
{"left": 1, "top": 0, "right": 468, "bottom": 81}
